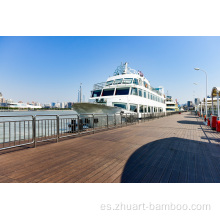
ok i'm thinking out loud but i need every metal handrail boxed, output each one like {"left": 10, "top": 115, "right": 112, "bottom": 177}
{"left": 0, "top": 111, "right": 180, "bottom": 151}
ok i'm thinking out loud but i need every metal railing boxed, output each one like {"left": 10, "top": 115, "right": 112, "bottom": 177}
{"left": 0, "top": 113, "right": 139, "bottom": 150}
{"left": 0, "top": 111, "right": 182, "bottom": 151}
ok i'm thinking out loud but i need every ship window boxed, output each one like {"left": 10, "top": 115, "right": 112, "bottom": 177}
{"left": 148, "top": 106, "right": 151, "bottom": 113}
{"left": 106, "top": 80, "right": 114, "bottom": 86}
{"left": 123, "top": 78, "right": 133, "bottom": 84}
{"left": 139, "top": 105, "right": 144, "bottom": 113}
{"left": 115, "top": 88, "right": 130, "bottom": 95}
{"left": 92, "top": 90, "right": 101, "bottom": 97}
{"left": 130, "top": 104, "right": 137, "bottom": 112}
{"left": 139, "top": 79, "right": 142, "bottom": 86}
{"left": 113, "top": 103, "right": 127, "bottom": 109}
{"left": 144, "top": 91, "right": 146, "bottom": 98}
{"left": 133, "top": 78, "right": 138, "bottom": 85}
{"left": 139, "top": 89, "right": 142, "bottom": 97}
{"left": 144, "top": 81, "right": 148, "bottom": 88}
{"left": 102, "top": 89, "right": 115, "bottom": 96}
{"left": 131, "top": 87, "right": 138, "bottom": 95}
{"left": 114, "top": 79, "right": 123, "bottom": 84}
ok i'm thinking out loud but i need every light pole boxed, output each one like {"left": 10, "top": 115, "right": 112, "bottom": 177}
{"left": 193, "top": 83, "right": 198, "bottom": 111}
{"left": 194, "top": 68, "right": 208, "bottom": 116}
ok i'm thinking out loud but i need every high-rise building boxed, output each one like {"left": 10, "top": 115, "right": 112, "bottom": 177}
{"left": 67, "top": 102, "right": 74, "bottom": 108}
{"left": 187, "top": 101, "right": 193, "bottom": 107}
{"left": 0, "top": 92, "right": 3, "bottom": 103}
{"left": 194, "top": 98, "right": 200, "bottom": 106}
{"left": 60, "top": 102, "right": 65, "bottom": 108}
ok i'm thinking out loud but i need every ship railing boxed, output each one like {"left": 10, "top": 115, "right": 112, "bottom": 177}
{"left": 93, "top": 82, "right": 106, "bottom": 90}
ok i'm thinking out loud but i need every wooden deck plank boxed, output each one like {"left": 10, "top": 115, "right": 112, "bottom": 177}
{"left": 1, "top": 112, "right": 220, "bottom": 183}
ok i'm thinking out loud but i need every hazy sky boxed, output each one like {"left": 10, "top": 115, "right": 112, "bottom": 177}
{"left": 1, "top": 36, "right": 220, "bottom": 104}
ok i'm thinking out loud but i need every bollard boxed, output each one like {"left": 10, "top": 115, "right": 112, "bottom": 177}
{"left": 216, "top": 119, "right": 220, "bottom": 132}
{"left": 207, "top": 118, "right": 210, "bottom": 126}
{"left": 211, "top": 115, "right": 217, "bottom": 130}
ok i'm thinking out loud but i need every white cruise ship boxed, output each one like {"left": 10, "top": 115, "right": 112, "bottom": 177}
{"left": 165, "top": 96, "right": 179, "bottom": 112}
{"left": 88, "top": 62, "right": 166, "bottom": 117}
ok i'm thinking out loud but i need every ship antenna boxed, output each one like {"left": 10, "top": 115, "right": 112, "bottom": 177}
{"left": 124, "top": 62, "right": 128, "bottom": 74}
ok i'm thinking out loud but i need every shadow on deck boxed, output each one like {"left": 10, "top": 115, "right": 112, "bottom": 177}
{"left": 184, "top": 116, "right": 198, "bottom": 119}
{"left": 121, "top": 137, "right": 220, "bottom": 183}
{"left": 177, "top": 120, "right": 203, "bottom": 125}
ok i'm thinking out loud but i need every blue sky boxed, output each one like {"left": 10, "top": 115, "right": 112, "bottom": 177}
{"left": 0, "top": 36, "right": 220, "bottom": 104}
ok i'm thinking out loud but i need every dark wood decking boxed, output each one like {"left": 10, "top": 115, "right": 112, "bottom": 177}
{"left": 1, "top": 112, "right": 220, "bottom": 183}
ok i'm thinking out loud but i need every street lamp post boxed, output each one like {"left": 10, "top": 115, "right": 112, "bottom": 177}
{"left": 193, "top": 83, "right": 198, "bottom": 111}
{"left": 194, "top": 68, "right": 208, "bottom": 117}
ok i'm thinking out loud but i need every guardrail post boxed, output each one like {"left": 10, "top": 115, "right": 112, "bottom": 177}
{"left": 32, "top": 115, "right": 36, "bottom": 148}
{"left": 93, "top": 114, "right": 95, "bottom": 134}
{"left": 77, "top": 114, "right": 80, "bottom": 134}
{"left": 126, "top": 114, "right": 127, "bottom": 126}
{"left": 114, "top": 114, "right": 116, "bottom": 127}
{"left": 107, "top": 114, "right": 109, "bottom": 129}
{"left": 121, "top": 113, "right": 123, "bottom": 126}
{"left": 56, "top": 115, "right": 59, "bottom": 142}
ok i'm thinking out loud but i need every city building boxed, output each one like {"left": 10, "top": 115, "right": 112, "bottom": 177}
{"left": 44, "top": 103, "right": 51, "bottom": 108}
{"left": 67, "top": 102, "right": 73, "bottom": 109}
{"left": 194, "top": 98, "right": 200, "bottom": 106}
{"left": 187, "top": 101, "right": 194, "bottom": 110}
{"left": 0, "top": 92, "right": 3, "bottom": 103}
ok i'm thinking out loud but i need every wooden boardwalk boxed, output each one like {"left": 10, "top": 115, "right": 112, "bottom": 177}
{"left": 1, "top": 112, "right": 220, "bottom": 183}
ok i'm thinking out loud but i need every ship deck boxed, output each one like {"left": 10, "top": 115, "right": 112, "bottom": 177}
{"left": 1, "top": 112, "right": 220, "bottom": 183}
